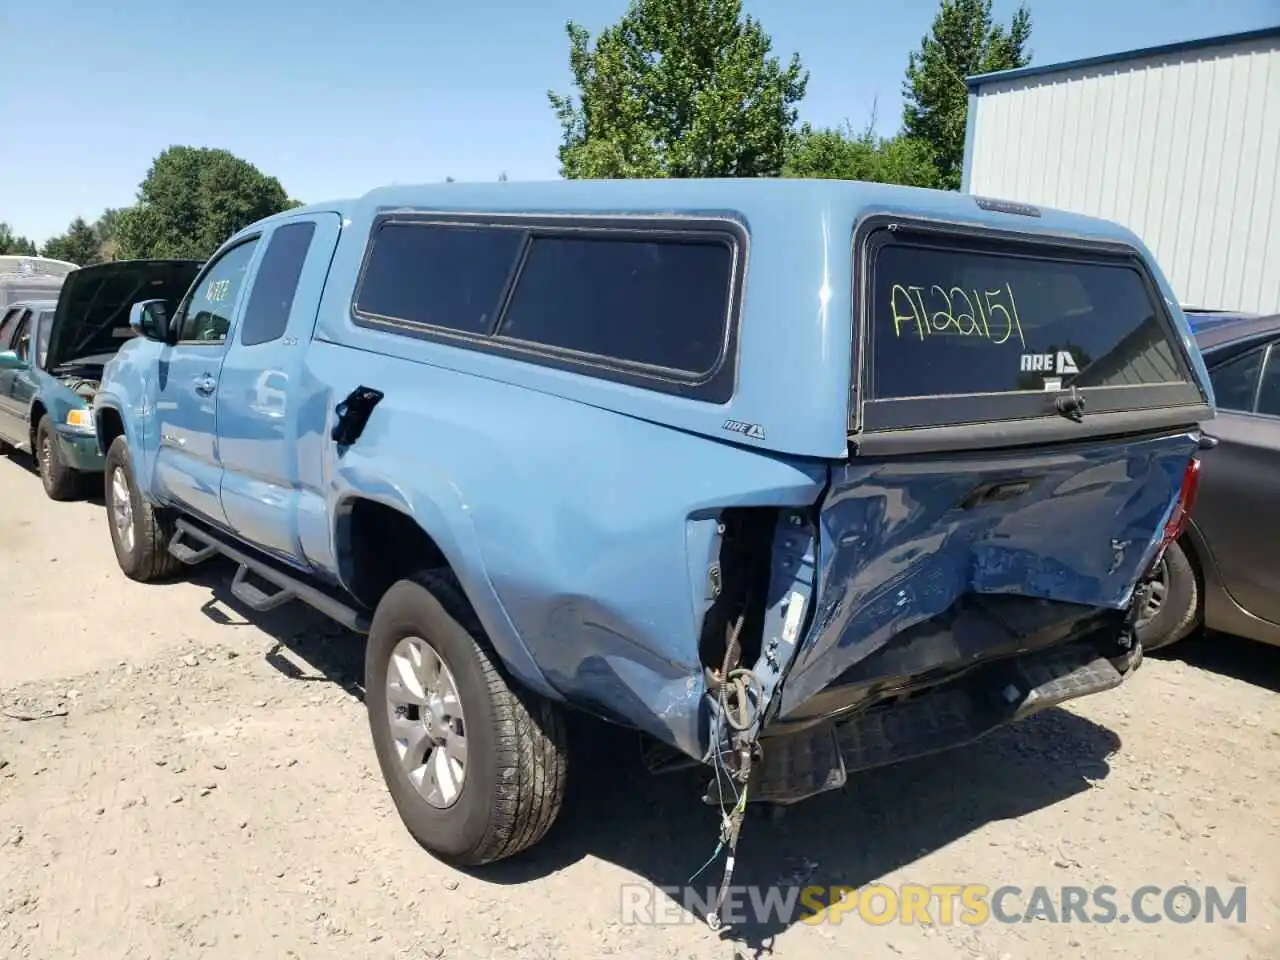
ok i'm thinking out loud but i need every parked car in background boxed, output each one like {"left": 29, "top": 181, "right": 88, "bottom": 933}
{"left": 95, "top": 180, "right": 1210, "bottom": 896}
{"left": 0, "top": 260, "right": 201, "bottom": 499}
{"left": 1137, "top": 312, "right": 1280, "bottom": 652}
{"left": 0, "top": 255, "right": 77, "bottom": 312}
{"left": 1183, "top": 307, "right": 1257, "bottom": 334}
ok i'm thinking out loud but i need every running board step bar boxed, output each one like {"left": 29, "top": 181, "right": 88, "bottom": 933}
{"left": 168, "top": 527, "right": 219, "bottom": 565}
{"left": 170, "top": 519, "right": 370, "bottom": 633}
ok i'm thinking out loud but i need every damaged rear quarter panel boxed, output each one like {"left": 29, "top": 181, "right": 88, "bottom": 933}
{"left": 306, "top": 339, "right": 828, "bottom": 761}
{"left": 457, "top": 383, "right": 828, "bottom": 760}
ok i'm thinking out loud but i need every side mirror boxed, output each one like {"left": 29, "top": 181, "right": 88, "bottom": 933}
{"left": 129, "top": 300, "right": 171, "bottom": 342}
{"left": 0, "top": 349, "right": 26, "bottom": 371}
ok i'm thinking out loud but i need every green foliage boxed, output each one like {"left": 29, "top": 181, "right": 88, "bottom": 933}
{"left": 40, "top": 217, "right": 102, "bottom": 266}
{"left": 115, "top": 146, "right": 293, "bottom": 260}
{"left": 0, "top": 222, "right": 38, "bottom": 256}
{"left": 784, "top": 120, "right": 942, "bottom": 188}
{"left": 94, "top": 208, "right": 124, "bottom": 261}
{"left": 902, "top": 0, "right": 1031, "bottom": 189}
{"left": 548, "top": 0, "right": 808, "bottom": 178}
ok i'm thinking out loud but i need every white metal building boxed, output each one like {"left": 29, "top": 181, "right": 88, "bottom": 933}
{"left": 962, "top": 26, "right": 1280, "bottom": 315}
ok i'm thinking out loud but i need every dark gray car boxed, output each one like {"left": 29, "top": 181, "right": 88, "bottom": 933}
{"left": 1137, "top": 312, "right": 1280, "bottom": 650}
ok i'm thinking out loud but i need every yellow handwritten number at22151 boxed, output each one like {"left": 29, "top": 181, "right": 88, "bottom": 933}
{"left": 889, "top": 283, "right": 1026, "bottom": 348}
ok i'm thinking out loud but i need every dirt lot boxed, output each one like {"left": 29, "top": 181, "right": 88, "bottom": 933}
{"left": 2, "top": 450, "right": 1279, "bottom": 960}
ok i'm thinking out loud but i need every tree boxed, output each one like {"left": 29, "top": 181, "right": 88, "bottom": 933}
{"left": 902, "top": 0, "right": 1031, "bottom": 189}
{"left": 784, "top": 111, "right": 942, "bottom": 188}
{"left": 94, "top": 208, "right": 124, "bottom": 261}
{"left": 41, "top": 217, "right": 102, "bottom": 266}
{"left": 548, "top": 0, "right": 808, "bottom": 179}
{"left": 115, "top": 146, "right": 293, "bottom": 260}
{"left": 0, "top": 222, "right": 37, "bottom": 256}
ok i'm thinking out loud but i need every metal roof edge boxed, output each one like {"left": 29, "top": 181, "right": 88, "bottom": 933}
{"left": 966, "top": 24, "right": 1280, "bottom": 90}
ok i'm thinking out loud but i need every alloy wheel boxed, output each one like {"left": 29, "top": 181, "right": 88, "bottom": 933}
{"left": 110, "top": 466, "right": 135, "bottom": 554}
{"left": 385, "top": 636, "right": 468, "bottom": 808}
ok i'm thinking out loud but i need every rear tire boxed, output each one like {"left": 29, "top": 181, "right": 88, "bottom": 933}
{"left": 104, "top": 436, "right": 182, "bottom": 583}
{"left": 365, "top": 570, "right": 568, "bottom": 866}
{"left": 36, "top": 415, "right": 83, "bottom": 501}
{"left": 1135, "top": 541, "right": 1199, "bottom": 651}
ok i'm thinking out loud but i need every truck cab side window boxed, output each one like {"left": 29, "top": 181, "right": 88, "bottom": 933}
{"left": 239, "top": 222, "right": 317, "bottom": 346}
{"left": 175, "top": 239, "right": 260, "bottom": 345}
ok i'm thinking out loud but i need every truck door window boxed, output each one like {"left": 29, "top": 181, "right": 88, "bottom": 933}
{"left": 175, "top": 239, "right": 260, "bottom": 345}
{"left": 239, "top": 222, "right": 317, "bottom": 346}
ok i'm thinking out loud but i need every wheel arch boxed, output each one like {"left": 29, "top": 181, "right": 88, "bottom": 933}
{"left": 96, "top": 402, "right": 127, "bottom": 455}
{"left": 331, "top": 491, "right": 558, "bottom": 700}
{"left": 28, "top": 397, "right": 47, "bottom": 449}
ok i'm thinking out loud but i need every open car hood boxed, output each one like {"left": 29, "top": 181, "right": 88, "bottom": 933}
{"left": 47, "top": 259, "right": 202, "bottom": 369}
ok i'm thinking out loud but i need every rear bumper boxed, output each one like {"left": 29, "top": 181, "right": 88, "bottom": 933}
{"left": 712, "top": 632, "right": 1141, "bottom": 806}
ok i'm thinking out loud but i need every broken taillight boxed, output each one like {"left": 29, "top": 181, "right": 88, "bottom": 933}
{"left": 1158, "top": 455, "right": 1201, "bottom": 553}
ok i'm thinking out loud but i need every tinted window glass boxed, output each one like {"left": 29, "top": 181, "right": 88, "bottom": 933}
{"left": 869, "top": 241, "right": 1184, "bottom": 400}
{"left": 0, "top": 308, "right": 21, "bottom": 348}
{"left": 499, "top": 236, "right": 731, "bottom": 374}
{"left": 1208, "top": 347, "right": 1265, "bottom": 412}
{"left": 355, "top": 223, "right": 522, "bottom": 335}
{"left": 36, "top": 310, "right": 53, "bottom": 367}
{"left": 177, "top": 240, "right": 259, "bottom": 344}
{"left": 10, "top": 312, "right": 31, "bottom": 360}
{"left": 240, "top": 222, "right": 316, "bottom": 346}
{"left": 1254, "top": 346, "right": 1280, "bottom": 417}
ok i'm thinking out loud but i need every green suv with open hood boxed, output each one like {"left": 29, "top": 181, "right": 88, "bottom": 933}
{"left": 0, "top": 259, "right": 201, "bottom": 500}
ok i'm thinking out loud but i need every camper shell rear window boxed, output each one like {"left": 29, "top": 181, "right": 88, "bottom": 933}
{"left": 856, "top": 222, "right": 1205, "bottom": 433}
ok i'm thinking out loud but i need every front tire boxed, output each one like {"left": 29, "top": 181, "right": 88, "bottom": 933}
{"left": 365, "top": 570, "right": 568, "bottom": 866}
{"left": 104, "top": 436, "right": 182, "bottom": 582}
{"left": 36, "top": 415, "right": 83, "bottom": 501}
{"left": 1135, "top": 541, "right": 1200, "bottom": 651}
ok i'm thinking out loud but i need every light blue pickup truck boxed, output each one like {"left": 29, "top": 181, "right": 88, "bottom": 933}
{"left": 94, "top": 179, "right": 1213, "bottom": 911}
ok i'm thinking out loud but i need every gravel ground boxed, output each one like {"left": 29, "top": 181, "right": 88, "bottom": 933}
{"left": 2, "top": 450, "right": 1279, "bottom": 960}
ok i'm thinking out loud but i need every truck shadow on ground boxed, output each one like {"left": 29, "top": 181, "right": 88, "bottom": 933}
{"left": 500, "top": 707, "right": 1119, "bottom": 951}
{"left": 1154, "top": 629, "right": 1280, "bottom": 694}
{"left": 184, "top": 556, "right": 367, "bottom": 702}
{"left": 181, "top": 557, "right": 1121, "bottom": 951}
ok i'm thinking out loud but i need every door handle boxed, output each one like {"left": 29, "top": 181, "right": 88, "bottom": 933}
{"left": 194, "top": 374, "right": 217, "bottom": 396}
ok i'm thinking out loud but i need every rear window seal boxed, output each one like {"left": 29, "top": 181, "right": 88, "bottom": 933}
{"left": 349, "top": 210, "right": 748, "bottom": 404}
{"left": 849, "top": 214, "right": 1207, "bottom": 436}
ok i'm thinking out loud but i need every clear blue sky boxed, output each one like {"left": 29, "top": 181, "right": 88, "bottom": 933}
{"left": 4, "top": 0, "right": 1276, "bottom": 244}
